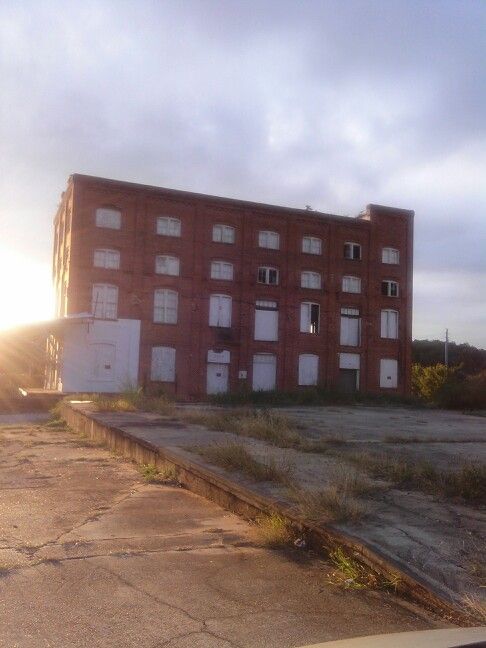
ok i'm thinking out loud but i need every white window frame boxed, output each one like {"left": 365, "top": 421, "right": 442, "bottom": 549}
{"left": 95, "top": 207, "right": 121, "bottom": 230}
{"left": 92, "top": 284, "right": 118, "bottom": 319}
{"left": 154, "top": 289, "right": 178, "bottom": 324}
{"left": 209, "top": 294, "right": 232, "bottom": 328}
{"left": 342, "top": 275, "right": 361, "bottom": 294}
{"left": 301, "top": 271, "right": 321, "bottom": 289}
{"left": 298, "top": 354, "right": 319, "bottom": 386}
{"left": 254, "top": 300, "right": 278, "bottom": 341}
{"left": 258, "top": 230, "right": 280, "bottom": 250}
{"left": 155, "top": 255, "right": 180, "bottom": 276}
{"left": 381, "top": 309, "right": 399, "bottom": 339}
{"left": 344, "top": 241, "right": 362, "bottom": 260}
{"left": 93, "top": 248, "right": 120, "bottom": 270}
{"left": 300, "top": 302, "right": 320, "bottom": 334}
{"left": 382, "top": 280, "right": 399, "bottom": 297}
{"left": 257, "top": 266, "right": 279, "bottom": 285}
{"left": 302, "top": 236, "right": 322, "bottom": 255}
{"left": 210, "top": 260, "right": 234, "bottom": 281}
{"left": 382, "top": 247, "right": 400, "bottom": 264}
{"left": 157, "top": 216, "right": 181, "bottom": 237}
{"left": 212, "top": 224, "right": 235, "bottom": 244}
{"left": 151, "top": 346, "right": 176, "bottom": 382}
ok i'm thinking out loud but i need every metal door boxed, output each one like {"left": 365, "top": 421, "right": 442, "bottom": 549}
{"left": 206, "top": 363, "right": 229, "bottom": 394}
{"left": 252, "top": 354, "right": 277, "bottom": 391}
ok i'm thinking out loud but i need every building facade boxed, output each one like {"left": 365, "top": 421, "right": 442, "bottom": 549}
{"left": 47, "top": 173, "right": 413, "bottom": 398}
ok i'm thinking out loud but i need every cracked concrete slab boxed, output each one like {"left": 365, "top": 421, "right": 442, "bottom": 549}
{"left": 0, "top": 420, "right": 440, "bottom": 647}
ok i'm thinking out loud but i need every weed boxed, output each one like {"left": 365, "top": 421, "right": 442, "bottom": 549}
{"left": 348, "top": 451, "right": 486, "bottom": 503}
{"left": 190, "top": 443, "right": 294, "bottom": 485}
{"left": 327, "top": 547, "right": 400, "bottom": 591}
{"left": 290, "top": 469, "right": 372, "bottom": 523}
{"left": 254, "top": 512, "right": 295, "bottom": 547}
{"left": 462, "top": 594, "right": 486, "bottom": 624}
{"left": 139, "top": 463, "right": 160, "bottom": 482}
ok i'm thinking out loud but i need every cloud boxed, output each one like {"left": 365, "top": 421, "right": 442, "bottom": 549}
{"left": 0, "top": 0, "right": 485, "bottom": 344}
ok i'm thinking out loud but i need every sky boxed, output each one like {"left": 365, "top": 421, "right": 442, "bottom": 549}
{"left": 0, "top": 0, "right": 485, "bottom": 346}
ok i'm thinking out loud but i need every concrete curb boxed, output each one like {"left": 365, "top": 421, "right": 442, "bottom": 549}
{"left": 60, "top": 402, "right": 474, "bottom": 626}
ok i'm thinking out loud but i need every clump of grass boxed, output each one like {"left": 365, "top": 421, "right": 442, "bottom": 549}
{"left": 254, "top": 512, "right": 295, "bottom": 547}
{"left": 70, "top": 389, "right": 175, "bottom": 415}
{"left": 290, "top": 468, "right": 372, "bottom": 523}
{"left": 190, "top": 443, "right": 294, "bottom": 485}
{"left": 348, "top": 452, "right": 486, "bottom": 503}
{"left": 327, "top": 547, "right": 400, "bottom": 591}
{"left": 139, "top": 462, "right": 179, "bottom": 483}
{"left": 462, "top": 594, "right": 486, "bottom": 624}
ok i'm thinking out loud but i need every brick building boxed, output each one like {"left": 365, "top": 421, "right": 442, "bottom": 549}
{"left": 47, "top": 173, "right": 413, "bottom": 398}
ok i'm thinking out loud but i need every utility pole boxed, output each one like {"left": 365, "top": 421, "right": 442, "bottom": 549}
{"left": 445, "top": 328, "right": 449, "bottom": 367}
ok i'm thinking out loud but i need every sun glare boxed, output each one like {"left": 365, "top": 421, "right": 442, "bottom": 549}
{"left": 0, "top": 247, "right": 54, "bottom": 332}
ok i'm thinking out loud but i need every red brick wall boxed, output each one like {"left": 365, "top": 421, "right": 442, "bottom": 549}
{"left": 55, "top": 174, "right": 413, "bottom": 399}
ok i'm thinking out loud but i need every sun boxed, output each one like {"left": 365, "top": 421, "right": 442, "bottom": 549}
{"left": 0, "top": 247, "right": 55, "bottom": 332}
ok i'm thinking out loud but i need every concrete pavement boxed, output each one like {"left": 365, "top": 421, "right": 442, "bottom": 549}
{"left": 0, "top": 420, "right": 439, "bottom": 647}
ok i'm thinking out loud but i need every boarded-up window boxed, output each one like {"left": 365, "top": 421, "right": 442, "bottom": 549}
{"left": 342, "top": 275, "right": 361, "bottom": 293}
{"left": 157, "top": 217, "right": 181, "bottom": 237}
{"left": 151, "top": 346, "right": 176, "bottom": 382}
{"left": 209, "top": 294, "right": 232, "bottom": 327}
{"left": 95, "top": 207, "right": 121, "bottom": 229}
{"left": 211, "top": 261, "right": 234, "bottom": 280}
{"left": 300, "top": 302, "right": 320, "bottom": 334}
{"left": 381, "top": 309, "right": 399, "bottom": 339}
{"left": 382, "top": 248, "right": 399, "bottom": 264}
{"left": 340, "top": 308, "right": 360, "bottom": 347}
{"left": 252, "top": 354, "right": 277, "bottom": 391}
{"left": 92, "top": 284, "right": 118, "bottom": 319}
{"left": 298, "top": 354, "right": 319, "bottom": 386}
{"left": 154, "top": 289, "right": 178, "bottom": 324}
{"left": 155, "top": 255, "right": 180, "bottom": 276}
{"left": 302, "top": 236, "right": 322, "bottom": 255}
{"left": 301, "top": 271, "right": 321, "bottom": 289}
{"left": 258, "top": 231, "right": 280, "bottom": 249}
{"left": 213, "top": 224, "right": 235, "bottom": 243}
{"left": 380, "top": 358, "right": 398, "bottom": 388}
{"left": 254, "top": 300, "right": 278, "bottom": 341}
{"left": 94, "top": 249, "right": 120, "bottom": 269}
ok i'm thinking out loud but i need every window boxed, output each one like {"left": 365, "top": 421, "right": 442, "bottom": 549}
{"left": 300, "top": 302, "right": 320, "bottom": 334}
{"left": 212, "top": 224, "right": 235, "bottom": 244}
{"left": 93, "top": 249, "right": 120, "bottom": 270}
{"left": 157, "top": 216, "right": 181, "bottom": 237}
{"left": 151, "top": 346, "right": 176, "bottom": 382}
{"left": 342, "top": 276, "right": 361, "bottom": 293}
{"left": 301, "top": 271, "right": 321, "bottom": 289}
{"left": 258, "top": 230, "right": 280, "bottom": 249}
{"left": 381, "top": 309, "right": 399, "bottom": 339}
{"left": 302, "top": 236, "right": 322, "bottom": 255}
{"left": 382, "top": 248, "right": 400, "bottom": 264}
{"left": 344, "top": 242, "right": 361, "bottom": 260}
{"left": 96, "top": 207, "right": 121, "bottom": 230}
{"left": 254, "top": 300, "right": 278, "bottom": 341}
{"left": 209, "top": 294, "right": 232, "bottom": 328}
{"left": 382, "top": 280, "right": 399, "bottom": 297}
{"left": 211, "top": 261, "right": 234, "bottom": 281}
{"left": 92, "top": 284, "right": 118, "bottom": 319}
{"left": 380, "top": 358, "right": 398, "bottom": 388}
{"left": 340, "top": 307, "right": 360, "bottom": 347}
{"left": 257, "top": 266, "right": 279, "bottom": 285}
{"left": 154, "top": 289, "right": 178, "bottom": 324}
{"left": 298, "top": 354, "right": 319, "bottom": 386}
{"left": 155, "top": 255, "right": 180, "bottom": 276}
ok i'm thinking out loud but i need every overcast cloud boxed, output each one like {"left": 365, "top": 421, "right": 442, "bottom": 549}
{"left": 0, "top": 0, "right": 485, "bottom": 344}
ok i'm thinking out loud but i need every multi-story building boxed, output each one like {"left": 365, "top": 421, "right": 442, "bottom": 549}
{"left": 46, "top": 173, "right": 413, "bottom": 398}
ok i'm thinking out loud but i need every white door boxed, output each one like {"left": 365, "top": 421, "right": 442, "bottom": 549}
{"left": 298, "top": 354, "right": 319, "bottom": 385}
{"left": 380, "top": 359, "right": 398, "bottom": 388}
{"left": 207, "top": 363, "right": 229, "bottom": 394}
{"left": 91, "top": 343, "right": 116, "bottom": 381}
{"left": 252, "top": 354, "right": 277, "bottom": 391}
